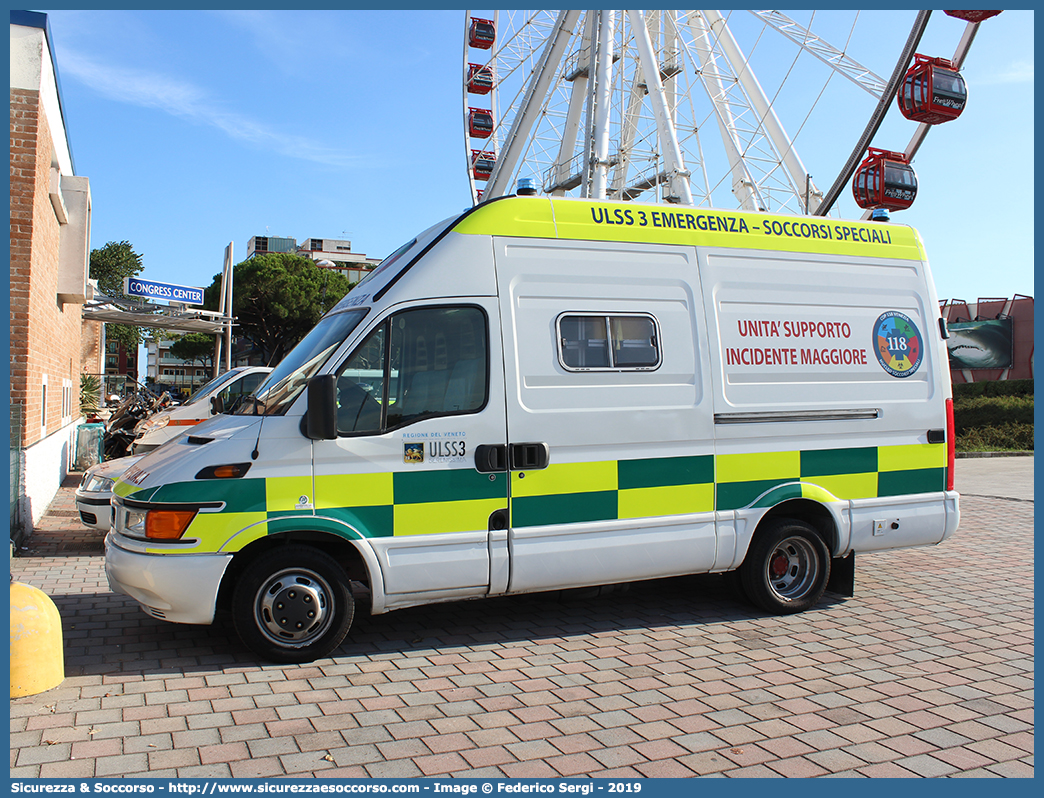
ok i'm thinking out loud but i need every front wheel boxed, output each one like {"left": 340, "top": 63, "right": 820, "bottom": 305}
{"left": 740, "top": 519, "right": 830, "bottom": 614}
{"left": 232, "top": 545, "right": 354, "bottom": 663}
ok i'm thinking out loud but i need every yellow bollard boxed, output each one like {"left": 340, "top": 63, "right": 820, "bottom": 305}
{"left": 10, "top": 580, "right": 65, "bottom": 697}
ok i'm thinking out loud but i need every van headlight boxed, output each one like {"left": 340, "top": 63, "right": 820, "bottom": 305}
{"left": 123, "top": 508, "right": 147, "bottom": 536}
{"left": 139, "top": 414, "right": 171, "bottom": 435}
{"left": 83, "top": 474, "right": 116, "bottom": 494}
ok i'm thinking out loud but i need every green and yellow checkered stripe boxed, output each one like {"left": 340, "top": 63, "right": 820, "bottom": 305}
{"left": 316, "top": 470, "right": 507, "bottom": 538}
{"left": 115, "top": 442, "right": 946, "bottom": 548}
{"left": 117, "top": 469, "right": 511, "bottom": 549}
{"left": 715, "top": 444, "right": 946, "bottom": 510}
{"left": 509, "top": 444, "right": 946, "bottom": 525}
{"left": 510, "top": 455, "right": 715, "bottom": 527}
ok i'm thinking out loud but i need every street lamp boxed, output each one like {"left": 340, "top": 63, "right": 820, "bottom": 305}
{"left": 317, "top": 259, "right": 333, "bottom": 307}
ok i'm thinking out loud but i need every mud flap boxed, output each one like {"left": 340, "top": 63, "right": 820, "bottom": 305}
{"left": 826, "top": 552, "right": 855, "bottom": 597}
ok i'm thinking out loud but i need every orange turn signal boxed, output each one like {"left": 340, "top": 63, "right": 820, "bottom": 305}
{"left": 195, "top": 463, "right": 252, "bottom": 480}
{"left": 145, "top": 510, "right": 197, "bottom": 540}
{"left": 211, "top": 464, "right": 246, "bottom": 479}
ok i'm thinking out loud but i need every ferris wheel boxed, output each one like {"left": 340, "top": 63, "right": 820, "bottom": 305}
{"left": 462, "top": 10, "right": 997, "bottom": 218}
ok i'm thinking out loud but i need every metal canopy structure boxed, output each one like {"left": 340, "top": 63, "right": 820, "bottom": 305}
{"left": 82, "top": 292, "right": 232, "bottom": 335}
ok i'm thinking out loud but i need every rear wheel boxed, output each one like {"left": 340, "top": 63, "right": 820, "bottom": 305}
{"left": 740, "top": 519, "right": 830, "bottom": 614}
{"left": 232, "top": 545, "right": 354, "bottom": 663}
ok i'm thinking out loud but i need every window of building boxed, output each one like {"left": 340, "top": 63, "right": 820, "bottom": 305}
{"left": 557, "top": 313, "right": 661, "bottom": 371}
{"left": 62, "top": 378, "right": 72, "bottom": 422}
{"left": 41, "top": 374, "right": 48, "bottom": 432}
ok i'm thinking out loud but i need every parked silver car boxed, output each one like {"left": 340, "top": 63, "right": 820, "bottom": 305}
{"left": 74, "top": 455, "right": 141, "bottom": 531}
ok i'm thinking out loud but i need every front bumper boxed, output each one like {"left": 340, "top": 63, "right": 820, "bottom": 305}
{"left": 74, "top": 492, "right": 113, "bottom": 531}
{"left": 104, "top": 531, "right": 232, "bottom": 625}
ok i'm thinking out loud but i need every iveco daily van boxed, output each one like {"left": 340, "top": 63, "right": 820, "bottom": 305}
{"left": 105, "top": 196, "right": 959, "bottom": 662}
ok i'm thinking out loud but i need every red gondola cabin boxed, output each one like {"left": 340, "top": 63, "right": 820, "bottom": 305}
{"left": 467, "top": 63, "right": 495, "bottom": 95}
{"left": 471, "top": 150, "right": 496, "bottom": 181}
{"left": 944, "top": 10, "right": 1002, "bottom": 23}
{"left": 468, "top": 107, "right": 494, "bottom": 139}
{"left": 898, "top": 54, "right": 968, "bottom": 125}
{"left": 852, "top": 148, "right": 918, "bottom": 212}
{"left": 469, "top": 18, "right": 495, "bottom": 50}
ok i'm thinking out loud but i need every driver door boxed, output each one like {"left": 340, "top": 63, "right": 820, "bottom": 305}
{"left": 311, "top": 300, "right": 509, "bottom": 602}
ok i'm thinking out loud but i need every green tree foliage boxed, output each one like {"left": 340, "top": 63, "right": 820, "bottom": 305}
{"left": 204, "top": 253, "right": 354, "bottom": 365}
{"left": 169, "top": 333, "right": 216, "bottom": 372}
{"left": 105, "top": 322, "right": 145, "bottom": 352}
{"left": 90, "top": 240, "right": 143, "bottom": 295}
{"left": 89, "top": 240, "right": 147, "bottom": 350}
{"left": 79, "top": 373, "right": 102, "bottom": 414}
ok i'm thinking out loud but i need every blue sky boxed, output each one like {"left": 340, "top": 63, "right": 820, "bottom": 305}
{"left": 40, "top": 8, "right": 1034, "bottom": 304}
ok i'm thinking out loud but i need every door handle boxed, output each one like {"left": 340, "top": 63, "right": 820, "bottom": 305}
{"left": 510, "top": 442, "right": 550, "bottom": 470}
{"left": 474, "top": 444, "right": 507, "bottom": 473}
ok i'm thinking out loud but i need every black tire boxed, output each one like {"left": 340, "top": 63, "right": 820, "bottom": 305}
{"left": 740, "top": 519, "right": 830, "bottom": 614}
{"left": 720, "top": 569, "right": 750, "bottom": 604}
{"left": 232, "top": 545, "right": 354, "bottom": 663}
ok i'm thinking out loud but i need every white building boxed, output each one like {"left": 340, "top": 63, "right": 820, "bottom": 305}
{"left": 145, "top": 337, "right": 212, "bottom": 396}
{"left": 247, "top": 234, "right": 380, "bottom": 284}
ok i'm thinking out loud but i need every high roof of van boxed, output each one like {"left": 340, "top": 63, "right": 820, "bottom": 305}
{"left": 330, "top": 196, "right": 928, "bottom": 318}
{"left": 453, "top": 196, "right": 926, "bottom": 262}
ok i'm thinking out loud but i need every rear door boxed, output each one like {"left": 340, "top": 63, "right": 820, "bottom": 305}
{"left": 494, "top": 237, "right": 719, "bottom": 593}
{"left": 700, "top": 246, "right": 951, "bottom": 553}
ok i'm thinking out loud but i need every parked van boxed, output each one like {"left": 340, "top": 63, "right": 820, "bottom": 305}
{"left": 105, "top": 196, "right": 959, "bottom": 662}
{"left": 132, "top": 366, "right": 271, "bottom": 454}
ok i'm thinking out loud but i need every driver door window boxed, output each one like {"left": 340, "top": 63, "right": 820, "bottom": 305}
{"left": 334, "top": 306, "right": 488, "bottom": 435}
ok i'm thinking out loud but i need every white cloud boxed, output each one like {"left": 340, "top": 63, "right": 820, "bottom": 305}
{"left": 978, "top": 59, "right": 1034, "bottom": 86}
{"left": 58, "top": 48, "right": 364, "bottom": 169}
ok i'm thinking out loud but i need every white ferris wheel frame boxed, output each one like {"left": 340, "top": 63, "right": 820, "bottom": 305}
{"left": 463, "top": 10, "right": 986, "bottom": 218}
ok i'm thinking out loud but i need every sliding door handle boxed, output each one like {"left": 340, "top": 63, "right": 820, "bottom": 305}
{"left": 510, "top": 442, "right": 550, "bottom": 470}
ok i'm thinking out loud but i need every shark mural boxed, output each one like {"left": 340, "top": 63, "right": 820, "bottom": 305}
{"left": 947, "top": 318, "right": 1013, "bottom": 369}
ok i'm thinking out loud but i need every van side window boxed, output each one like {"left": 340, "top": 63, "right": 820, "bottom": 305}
{"left": 558, "top": 313, "right": 660, "bottom": 371}
{"left": 335, "top": 306, "right": 488, "bottom": 434}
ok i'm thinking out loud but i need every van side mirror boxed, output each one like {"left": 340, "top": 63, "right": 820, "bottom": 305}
{"left": 306, "top": 375, "right": 338, "bottom": 440}
{"left": 210, "top": 394, "right": 225, "bottom": 415}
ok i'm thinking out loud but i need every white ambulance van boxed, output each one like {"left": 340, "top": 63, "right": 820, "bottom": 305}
{"left": 105, "top": 196, "right": 959, "bottom": 662}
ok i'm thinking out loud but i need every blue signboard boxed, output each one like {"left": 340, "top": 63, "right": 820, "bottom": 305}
{"left": 123, "top": 277, "right": 204, "bottom": 305}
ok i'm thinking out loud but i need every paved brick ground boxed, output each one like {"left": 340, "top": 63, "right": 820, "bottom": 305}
{"left": 10, "top": 463, "right": 1033, "bottom": 779}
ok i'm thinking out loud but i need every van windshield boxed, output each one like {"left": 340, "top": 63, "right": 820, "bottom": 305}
{"left": 235, "top": 310, "right": 368, "bottom": 416}
{"left": 183, "top": 369, "right": 242, "bottom": 406}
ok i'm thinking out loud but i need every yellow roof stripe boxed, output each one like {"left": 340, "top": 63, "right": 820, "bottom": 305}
{"left": 453, "top": 196, "right": 925, "bottom": 261}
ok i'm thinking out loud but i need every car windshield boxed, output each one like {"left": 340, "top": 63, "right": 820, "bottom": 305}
{"left": 183, "top": 369, "right": 242, "bottom": 406}
{"left": 235, "top": 309, "right": 368, "bottom": 416}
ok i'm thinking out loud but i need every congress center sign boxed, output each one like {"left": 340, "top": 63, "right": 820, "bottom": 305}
{"left": 124, "top": 277, "right": 204, "bottom": 305}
